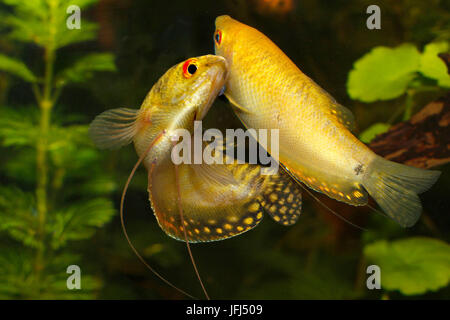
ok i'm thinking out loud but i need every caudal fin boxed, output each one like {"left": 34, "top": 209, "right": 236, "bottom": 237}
{"left": 362, "top": 156, "right": 441, "bottom": 227}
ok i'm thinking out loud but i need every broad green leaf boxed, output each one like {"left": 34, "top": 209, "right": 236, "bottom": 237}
{"left": 359, "top": 122, "right": 390, "bottom": 143}
{"left": 55, "top": 53, "right": 116, "bottom": 86}
{"left": 0, "top": 54, "right": 37, "bottom": 82}
{"left": 419, "top": 42, "right": 450, "bottom": 88}
{"left": 364, "top": 237, "right": 450, "bottom": 295}
{"left": 347, "top": 44, "right": 421, "bottom": 102}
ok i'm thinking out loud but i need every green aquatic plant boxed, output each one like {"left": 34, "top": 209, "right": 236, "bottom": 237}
{"left": 347, "top": 41, "right": 450, "bottom": 143}
{"left": 364, "top": 237, "right": 450, "bottom": 295}
{"left": 0, "top": 0, "right": 447, "bottom": 301}
{"left": 0, "top": 0, "right": 116, "bottom": 298}
{"left": 347, "top": 40, "right": 450, "bottom": 297}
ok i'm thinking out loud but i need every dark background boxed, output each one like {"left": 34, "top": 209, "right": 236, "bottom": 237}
{"left": 0, "top": 0, "right": 449, "bottom": 299}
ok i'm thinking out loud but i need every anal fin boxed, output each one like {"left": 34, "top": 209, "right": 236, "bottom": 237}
{"left": 329, "top": 104, "right": 356, "bottom": 133}
{"left": 280, "top": 161, "right": 368, "bottom": 207}
{"left": 261, "top": 167, "right": 303, "bottom": 226}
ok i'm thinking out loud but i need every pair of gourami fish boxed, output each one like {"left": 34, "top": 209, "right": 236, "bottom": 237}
{"left": 90, "top": 16, "right": 440, "bottom": 244}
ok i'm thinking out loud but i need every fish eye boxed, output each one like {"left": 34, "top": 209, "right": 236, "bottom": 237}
{"left": 214, "top": 30, "right": 222, "bottom": 46}
{"left": 182, "top": 58, "right": 198, "bottom": 78}
{"left": 188, "top": 64, "right": 197, "bottom": 74}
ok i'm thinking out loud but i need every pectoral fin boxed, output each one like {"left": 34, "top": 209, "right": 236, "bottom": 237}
{"left": 89, "top": 108, "right": 141, "bottom": 149}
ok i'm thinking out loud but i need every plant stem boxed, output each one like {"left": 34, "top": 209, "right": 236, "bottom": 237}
{"left": 34, "top": 0, "right": 58, "bottom": 290}
{"left": 34, "top": 46, "right": 55, "bottom": 283}
{"left": 402, "top": 90, "right": 414, "bottom": 121}
{"left": 31, "top": 83, "right": 42, "bottom": 104}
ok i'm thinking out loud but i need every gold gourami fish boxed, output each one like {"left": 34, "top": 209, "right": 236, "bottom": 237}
{"left": 89, "top": 54, "right": 302, "bottom": 244}
{"left": 213, "top": 15, "right": 441, "bottom": 227}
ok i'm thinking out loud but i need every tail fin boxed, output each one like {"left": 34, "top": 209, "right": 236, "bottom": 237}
{"left": 363, "top": 156, "right": 441, "bottom": 227}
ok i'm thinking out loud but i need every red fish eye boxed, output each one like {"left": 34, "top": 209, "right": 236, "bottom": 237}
{"left": 214, "top": 30, "right": 222, "bottom": 45}
{"left": 182, "top": 58, "right": 198, "bottom": 78}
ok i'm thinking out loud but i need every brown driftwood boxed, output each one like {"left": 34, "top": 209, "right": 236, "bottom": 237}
{"left": 367, "top": 52, "right": 449, "bottom": 169}
{"left": 439, "top": 53, "right": 450, "bottom": 72}
{"left": 369, "top": 94, "right": 450, "bottom": 169}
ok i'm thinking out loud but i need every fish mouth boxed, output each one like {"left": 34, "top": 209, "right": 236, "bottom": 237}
{"left": 195, "top": 56, "right": 228, "bottom": 121}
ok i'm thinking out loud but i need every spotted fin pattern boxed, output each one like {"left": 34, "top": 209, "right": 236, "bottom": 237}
{"left": 280, "top": 162, "right": 369, "bottom": 206}
{"left": 152, "top": 196, "right": 265, "bottom": 243}
{"left": 148, "top": 159, "right": 268, "bottom": 243}
{"left": 261, "top": 167, "right": 302, "bottom": 226}
{"left": 329, "top": 104, "right": 356, "bottom": 132}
